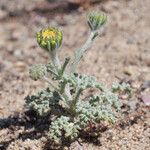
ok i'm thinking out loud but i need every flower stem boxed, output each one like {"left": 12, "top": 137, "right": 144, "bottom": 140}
{"left": 70, "top": 31, "right": 98, "bottom": 73}
{"left": 59, "top": 57, "right": 70, "bottom": 77}
{"left": 70, "top": 88, "right": 83, "bottom": 112}
{"left": 51, "top": 50, "right": 61, "bottom": 71}
{"left": 43, "top": 76, "right": 58, "bottom": 90}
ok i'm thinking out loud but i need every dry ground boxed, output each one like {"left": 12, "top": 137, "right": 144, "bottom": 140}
{"left": 0, "top": 0, "right": 150, "bottom": 149}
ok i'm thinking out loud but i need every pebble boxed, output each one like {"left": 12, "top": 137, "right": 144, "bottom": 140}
{"left": 10, "top": 31, "right": 20, "bottom": 41}
{"left": 101, "top": 0, "right": 119, "bottom": 13}
{"left": 14, "top": 61, "right": 26, "bottom": 71}
{"left": 126, "top": 37, "right": 136, "bottom": 45}
{"left": 106, "top": 129, "right": 114, "bottom": 140}
{"left": 6, "top": 44, "right": 14, "bottom": 53}
{"left": 140, "top": 53, "right": 150, "bottom": 66}
{"left": 121, "top": 94, "right": 129, "bottom": 100}
{"left": 13, "top": 49, "right": 24, "bottom": 60}
{"left": 140, "top": 80, "right": 150, "bottom": 91}
{"left": 123, "top": 66, "right": 139, "bottom": 77}
{"left": 131, "top": 82, "right": 140, "bottom": 89}
{"left": 0, "top": 10, "right": 8, "bottom": 20}
{"left": 70, "top": 141, "right": 84, "bottom": 150}
{"left": 128, "top": 100, "right": 138, "bottom": 111}
{"left": 141, "top": 95, "right": 150, "bottom": 106}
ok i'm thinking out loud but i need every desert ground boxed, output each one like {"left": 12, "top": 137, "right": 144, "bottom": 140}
{"left": 0, "top": 0, "right": 150, "bottom": 149}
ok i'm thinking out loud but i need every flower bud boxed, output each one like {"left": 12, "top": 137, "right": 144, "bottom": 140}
{"left": 87, "top": 12, "right": 107, "bottom": 31}
{"left": 29, "top": 64, "right": 47, "bottom": 81}
{"left": 36, "top": 27, "right": 63, "bottom": 52}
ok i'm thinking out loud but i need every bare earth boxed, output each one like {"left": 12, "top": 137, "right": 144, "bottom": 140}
{"left": 0, "top": 0, "right": 150, "bottom": 149}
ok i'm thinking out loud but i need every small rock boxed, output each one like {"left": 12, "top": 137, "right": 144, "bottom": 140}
{"left": 126, "top": 37, "right": 136, "bottom": 45}
{"left": 14, "top": 61, "right": 26, "bottom": 71}
{"left": 70, "top": 141, "right": 83, "bottom": 150}
{"left": 140, "top": 80, "right": 150, "bottom": 91}
{"left": 10, "top": 30, "right": 21, "bottom": 41}
{"left": 123, "top": 67, "right": 132, "bottom": 76}
{"left": 141, "top": 53, "right": 150, "bottom": 66}
{"left": 14, "top": 84, "right": 24, "bottom": 94}
{"left": 6, "top": 44, "right": 14, "bottom": 53}
{"left": 101, "top": 1, "right": 119, "bottom": 13}
{"left": 106, "top": 129, "right": 114, "bottom": 140}
{"left": 141, "top": 95, "right": 150, "bottom": 106}
{"left": 0, "top": 10, "right": 8, "bottom": 20}
{"left": 128, "top": 100, "right": 138, "bottom": 111}
{"left": 121, "top": 94, "right": 129, "bottom": 100}
{"left": 145, "top": 58, "right": 150, "bottom": 66}
{"left": 13, "top": 49, "right": 24, "bottom": 60}
{"left": 123, "top": 66, "right": 139, "bottom": 77}
{"left": 131, "top": 82, "right": 140, "bottom": 89}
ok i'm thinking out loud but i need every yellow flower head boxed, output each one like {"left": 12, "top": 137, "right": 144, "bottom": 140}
{"left": 36, "top": 27, "right": 63, "bottom": 52}
{"left": 42, "top": 30, "right": 56, "bottom": 39}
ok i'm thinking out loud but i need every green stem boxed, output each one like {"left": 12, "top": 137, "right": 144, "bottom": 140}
{"left": 43, "top": 76, "right": 58, "bottom": 90}
{"left": 70, "top": 88, "right": 83, "bottom": 111}
{"left": 51, "top": 50, "right": 61, "bottom": 71}
{"left": 60, "top": 80, "right": 67, "bottom": 94}
{"left": 74, "top": 88, "right": 83, "bottom": 104}
{"left": 59, "top": 57, "right": 70, "bottom": 77}
{"left": 46, "top": 64, "right": 58, "bottom": 77}
{"left": 64, "top": 83, "right": 72, "bottom": 101}
{"left": 70, "top": 31, "right": 98, "bottom": 73}
{"left": 43, "top": 77, "right": 70, "bottom": 105}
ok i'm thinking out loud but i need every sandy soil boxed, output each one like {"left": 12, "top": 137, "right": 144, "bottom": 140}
{"left": 0, "top": 0, "right": 150, "bottom": 149}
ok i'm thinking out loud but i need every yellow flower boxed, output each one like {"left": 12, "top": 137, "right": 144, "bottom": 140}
{"left": 36, "top": 27, "right": 63, "bottom": 52}
{"left": 42, "top": 30, "right": 56, "bottom": 39}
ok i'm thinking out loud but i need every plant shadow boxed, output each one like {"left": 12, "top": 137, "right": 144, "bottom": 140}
{"left": 0, "top": 110, "right": 108, "bottom": 150}
{"left": 0, "top": 110, "right": 50, "bottom": 150}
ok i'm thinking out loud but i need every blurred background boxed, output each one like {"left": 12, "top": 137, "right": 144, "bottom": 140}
{"left": 0, "top": 0, "right": 150, "bottom": 149}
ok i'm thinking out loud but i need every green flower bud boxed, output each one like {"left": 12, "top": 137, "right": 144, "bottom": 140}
{"left": 87, "top": 12, "right": 107, "bottom": 31}
{"left": 36, "top": 27, "right": 63, "bottom": 52}
{"left": 29, "top": 64, "right": 47, "bottom": 81}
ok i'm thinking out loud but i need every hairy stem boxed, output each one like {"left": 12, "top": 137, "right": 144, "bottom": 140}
{"left": 70, "top": 88, "right": 83, "bottom": 112}
{"left": 60, "top": 80, "right": 67, "bottom": 94}
{"left": 51, "top": 50, "right": 61, "bottom": 70}
{"left": 43, "top": 77, "right": 71, "bottom": 106}
{"left": 64, "top": 83, "right": 72, "bottom": 101}
{"left": 60, "top": 81, "right": 72, "bottom": 101}
{"left": 70, "top": 31, "right": 98, "bottom": 73}
{"left": 43, "top": 76, "right": 58, "bottom": 90}
{"left": 59, "top": 57, "right": 70, "bottom": 77}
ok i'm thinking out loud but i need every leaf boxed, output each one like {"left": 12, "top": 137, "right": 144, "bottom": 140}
{"left": 68, "top": 73, "right": 105, "bottom": 91}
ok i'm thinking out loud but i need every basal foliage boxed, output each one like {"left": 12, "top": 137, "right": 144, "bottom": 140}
{"left": 25, "top": 12, "right": 131, "bottom": 145}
